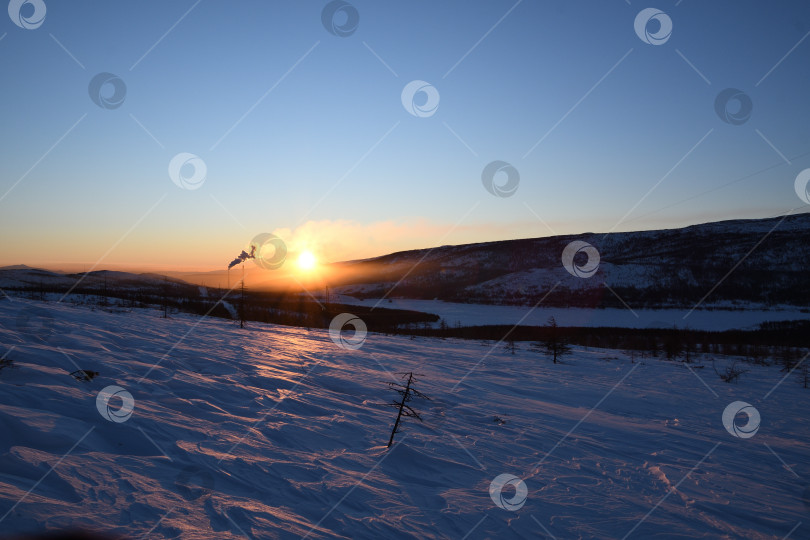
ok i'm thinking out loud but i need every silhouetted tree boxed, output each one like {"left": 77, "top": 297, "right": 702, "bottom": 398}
{"left": 778, "top": 346, "right": 797, "bottom": 372}
{"left": 535, "top": 316, "right": 571, "bottom": 364}
{"left": 713, "top": 358, "right": 748, "bottom": 383}
{"left": 239, "top": 279, "right": 246, "bottom": 329}
{"left": 387, "top": 372, "right": 430, "bottom": 447}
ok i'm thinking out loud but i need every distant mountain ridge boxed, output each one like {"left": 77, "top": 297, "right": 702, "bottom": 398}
{"left": 327, "top": 213, "right": 810, "bottom": 309}
{"left": 0, "top": 267, "right": 193, "bottom": 294}
{"left": 4, "top": 213, "right": 808, "bottom": 309}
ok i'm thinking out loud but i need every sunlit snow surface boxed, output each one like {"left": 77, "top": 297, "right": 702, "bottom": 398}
{"left": 0, "top": 299, "right": 808, "bottom": 539}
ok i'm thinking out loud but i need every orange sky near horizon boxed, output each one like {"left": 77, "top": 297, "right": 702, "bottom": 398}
{"left": 0, "top": 206, "right": 791, "bottom": 275}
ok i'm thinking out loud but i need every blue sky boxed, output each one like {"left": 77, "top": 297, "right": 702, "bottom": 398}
{"left": 1, "top": 1, "right": 809, "bottom": 270}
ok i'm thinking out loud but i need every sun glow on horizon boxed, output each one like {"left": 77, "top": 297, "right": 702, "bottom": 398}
{"left": 297, "top": 250, "right": 317, "bottom": 271}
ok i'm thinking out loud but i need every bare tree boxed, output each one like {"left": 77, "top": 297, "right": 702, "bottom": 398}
{"left": 778, "top": 346, "right": 797, "bottom": 372}
{"left": 535, "top": 316, "right": 571, "bottom": 364}
{"left": 239, "top": 278, "right": 246, "bottom": 329}
{"left": 387, "top": 372, "right": 430, "bottom": 447}
{"left": 713, "top": 358, "right": 748, "bottom": 383}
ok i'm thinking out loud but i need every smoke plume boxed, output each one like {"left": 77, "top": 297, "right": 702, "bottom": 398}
{"left": 228, "top": 245, "right": 256, "bottom": 269}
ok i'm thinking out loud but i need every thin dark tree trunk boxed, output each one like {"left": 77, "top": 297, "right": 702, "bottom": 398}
{"left": 239, "top": 273, "right": 245, "bottom": 329}
{"left": 388, "top": 373, "right": 413, "bottom": 447}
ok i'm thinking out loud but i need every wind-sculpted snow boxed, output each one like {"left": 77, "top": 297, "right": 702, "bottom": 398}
{"left": 0, "top": 300, "right": 807, "bottom": 538}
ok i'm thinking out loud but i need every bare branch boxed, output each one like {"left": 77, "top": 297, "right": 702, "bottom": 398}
{"left": 386, "top": 371, "right": 430, "bottom": 447}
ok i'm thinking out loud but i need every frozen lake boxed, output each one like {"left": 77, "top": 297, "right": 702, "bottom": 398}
{"left": 336, "top": 296, "right": 810, "bottom": 331}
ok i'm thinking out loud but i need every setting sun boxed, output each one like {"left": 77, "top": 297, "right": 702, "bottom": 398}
{"left": 297, "top": 250, "right": 317, "bottom": 271}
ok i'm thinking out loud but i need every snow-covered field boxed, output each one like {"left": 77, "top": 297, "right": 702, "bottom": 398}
{"left": 0, "top": 298, "right": 808, "bottom": 539}
{"left": 336, "top": 296, "right": 810, "bottom": 331}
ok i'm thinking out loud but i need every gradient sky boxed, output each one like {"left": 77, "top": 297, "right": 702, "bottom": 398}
{"left": 1, "top": 0, "right": 809, "bottom": 271}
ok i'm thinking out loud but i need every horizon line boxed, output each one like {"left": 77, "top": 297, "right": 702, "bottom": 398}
{"left": 3, "top": 210, "right": 806, "bottom": 276}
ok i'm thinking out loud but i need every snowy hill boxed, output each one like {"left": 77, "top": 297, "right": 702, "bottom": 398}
{"left": 329, "top": 213, "right": 810, "bottom": 309}
{"left": 0, "top": 268, "right": 192, "bottom": 294}
{"left": 0, "top": 299, "right": 807, "bottom": 538}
